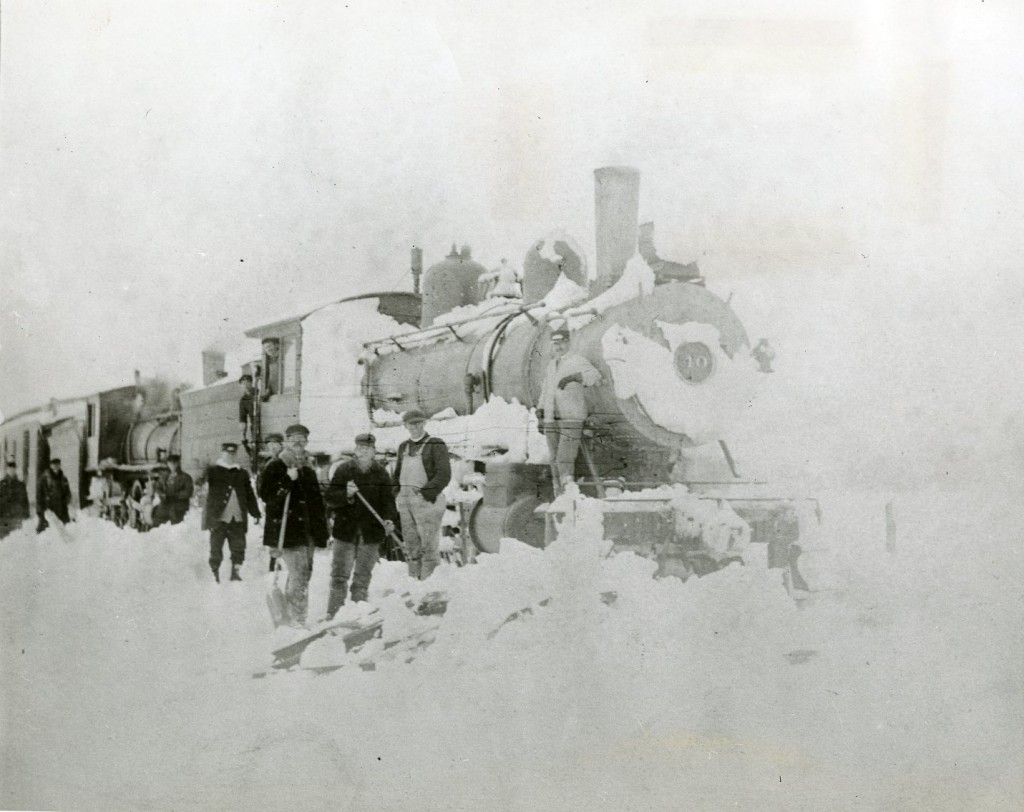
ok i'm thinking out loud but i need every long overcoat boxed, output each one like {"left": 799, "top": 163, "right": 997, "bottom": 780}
{"left": 259, "top": 457, "right": 329, "bottom": 550}
{"left": 201, "top": 465, "right": 260, "bottom": 531}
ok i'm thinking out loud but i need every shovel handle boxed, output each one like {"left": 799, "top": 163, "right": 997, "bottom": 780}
{"left": 354, "top": 491, "right": 403, "bottom": 547}
{"left": 273, "top": 491, "right": 291, "bottom": 580}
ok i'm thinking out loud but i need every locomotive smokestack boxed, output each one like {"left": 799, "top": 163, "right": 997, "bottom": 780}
{"left": 594, "top": 166, "right": 640, "bottom": 294}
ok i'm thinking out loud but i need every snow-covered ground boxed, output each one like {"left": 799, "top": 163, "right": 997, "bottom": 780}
{"left": 2, "top": 482, "right": 1021, "bottom": 811}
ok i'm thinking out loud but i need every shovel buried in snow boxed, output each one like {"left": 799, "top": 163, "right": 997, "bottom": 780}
{"left": 265, "top": 491, "right": 291, "bottom": 627}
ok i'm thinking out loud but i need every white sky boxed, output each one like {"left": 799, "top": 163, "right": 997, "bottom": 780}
{"left": 2, "top": 0, "right": 1023, "bottom": 430}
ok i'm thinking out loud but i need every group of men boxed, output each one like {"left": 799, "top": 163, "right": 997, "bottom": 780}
{"left": 200, "top": 410, "right": 452, "bottom": 628}
{"left": 0, "top": 453, "right": 195, "bottom": 537}
{"left": 3, "top": 325, "right": 597, "bottom": 625}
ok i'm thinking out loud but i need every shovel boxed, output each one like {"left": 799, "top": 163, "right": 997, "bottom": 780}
{"left": 265, "top": 491, "right": 291, "bottom": 627}
{"left": 354, "top": 491, "right": 404, "bottom": 553}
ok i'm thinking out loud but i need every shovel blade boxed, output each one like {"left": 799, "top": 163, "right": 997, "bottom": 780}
{"left": 266, "top": 582, "right": 288, "bottom": 627}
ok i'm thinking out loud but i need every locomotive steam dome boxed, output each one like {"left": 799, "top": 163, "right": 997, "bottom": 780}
{"left": 420, "top": 244, "right": 487, "bottom": 326}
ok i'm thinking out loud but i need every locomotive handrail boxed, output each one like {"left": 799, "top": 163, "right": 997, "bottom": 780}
{"left": 362, "top": 300, "right": 547, "bottom": 353}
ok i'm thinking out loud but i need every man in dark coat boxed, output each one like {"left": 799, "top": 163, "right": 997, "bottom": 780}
{"left": 393, "top": 410, "right": 451, "bottom": 580}
{"left": 257, "top": 432, "right": 285, "bottom": 573}
{"left": 259, "top": 424, "right": 329, "bottom": 626}
{"left": 36, "top": 458, "right": 72, "bottom": 533}
{"left": 155, "top": 454, "right": 194, "bottom": 525}
{"left": 0, "top": 460, "right": 30, "bottom": 537}
{"left": 324, "top": 433, "right": 397, "bottom": 616}
{"left": 202, "top": 442, "right": 260, "bottom": 583}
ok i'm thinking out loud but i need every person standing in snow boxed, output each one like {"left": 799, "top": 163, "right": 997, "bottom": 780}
{"left": 323, "top": 433, "right": 397, "bottom": 616}
{"left": 202, "top": 442, "right": 261, "bottom": 583}
{"left": 536, "top": 325, "right": 602, "bottom": 495}
{"left": 393, "top": 410, "right": 451, "bottom": 581}
{"left": 260, "top": 424, "right": 329, "bottom": 626}
{"left": 155, "top": 454, "right": 194, "bottom": 525}
{"left": 257, "top": 432, "right": 285, "bottom": 573}
{"left": 0, "top": 459, "right": 30, "bottom": 537}
{"left": 36, "top": 457, "right": 72, "bottom": 532}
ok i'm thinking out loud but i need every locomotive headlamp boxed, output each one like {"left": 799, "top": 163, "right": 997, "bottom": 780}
{"left": 673, "top": 342, "right": 714, "bottom": 384}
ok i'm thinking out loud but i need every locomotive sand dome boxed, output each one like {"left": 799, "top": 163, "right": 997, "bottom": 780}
{"left": 361, "top": 166, "right": 817, "bottom": 587}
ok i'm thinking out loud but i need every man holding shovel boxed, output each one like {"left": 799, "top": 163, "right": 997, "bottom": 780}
{"left": 260, "top": 424, "right": 329, "bottom": 627}
{"left": 324, "top": 433, "right": 398, "bottom": 617}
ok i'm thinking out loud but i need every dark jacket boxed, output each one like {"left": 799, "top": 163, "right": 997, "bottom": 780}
{"left": 259, "top": 457, "right": 329, "bottom": 549}
{"left": 393, "top": 435, "right": 451, "bottom": 503}
{"left": 325, "top": 459, "right": 398, "bottom": 544}
{"left": 201, "top": 465, "right": 260, "bottom": 531}
{"left": 158, "top": 470, "right": 194, "bottom": 506}
{"left": 37, "top": 468, "right": 72, "bottom": 520}
{"left": 0, "top": 475, "right": 30, "bottom": 519}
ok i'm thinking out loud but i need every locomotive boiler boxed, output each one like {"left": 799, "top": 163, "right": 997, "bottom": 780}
{"left": 360, "top": 167, "right": 814, "bottom": 580}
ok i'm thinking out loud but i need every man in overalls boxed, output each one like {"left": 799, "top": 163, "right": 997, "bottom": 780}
{"left": 393, "top": 410, "right": 451, "bottom": 580}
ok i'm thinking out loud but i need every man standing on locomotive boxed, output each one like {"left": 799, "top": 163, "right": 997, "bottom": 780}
{"left": 394, "top": 410, "right": 451, "bottom": 581}
{"left": 260, "top": 424, "right": 329, "bottom": 626}
{"left": 202, "top": 442, "right": 261, "bottom": 583}
{"left": 36, "top": 457, "right": 72, "bottom": 532}
{"left": 536, "top": 325, "right": 602, "bottom": 495}
{"left": 324, "top": 433, "right": 397, "bottom": 615}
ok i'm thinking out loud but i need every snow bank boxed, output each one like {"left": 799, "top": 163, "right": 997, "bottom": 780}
{"left": 2, "top": 483, "right": 1021, "bottom": 811}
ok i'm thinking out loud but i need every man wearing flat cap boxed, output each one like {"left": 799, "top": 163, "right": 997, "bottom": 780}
{"left": 202, "top": 442, "right": 260, "bottom": 582}
{"left": 394, "top": 410, "right": 451, "bottom": 580}
{"left": 155, "top": 454, "right": 194, "bottom": 526}
{"left": 256, "top": 433, "right": 285, "bottom": 506}
{"left": 36, "top": 457, "right": 72, "bottom": 533}
{"left": 259, "top": 424, "right": 329, "bottom": 626}
{"left": 537, "top": 325, "right": 601, "bottom": 494}
{"left": 323, "top": 433, "right": 398, "bottom": 615}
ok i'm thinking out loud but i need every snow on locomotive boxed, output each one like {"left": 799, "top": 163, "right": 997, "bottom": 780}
{"left": 218, "top": 166, "right": 819, "bottom": 587}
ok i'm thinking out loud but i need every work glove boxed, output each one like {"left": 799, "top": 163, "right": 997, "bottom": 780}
{"left": 557, "top": 372, "right": 583, "bottom": 390}
{"left": 287, "top": 467, "right": 298, "bottom": 481}
{"left": 383, "top": 520, "right": 395, "bottom": 534}
{"left": 346, "top": 481, "right": 359, "bottom": 497}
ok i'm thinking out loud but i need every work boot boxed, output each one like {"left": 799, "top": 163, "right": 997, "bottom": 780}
{"left": 211, "top": 565, "right": 220, "bottom": 583}
{"left": 230, "top": 564, "right": 242, "bottom": 582}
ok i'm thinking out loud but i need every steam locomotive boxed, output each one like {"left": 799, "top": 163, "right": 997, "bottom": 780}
{"left": 2, "top": 166, "right": 815, "bottom": 585}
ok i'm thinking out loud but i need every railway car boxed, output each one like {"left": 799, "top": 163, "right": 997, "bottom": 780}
{"left": 177, "top": 292, "right": 422, "bottom": 481}
{"left": 0, "top": 375, "right": 184, "bottom": 521}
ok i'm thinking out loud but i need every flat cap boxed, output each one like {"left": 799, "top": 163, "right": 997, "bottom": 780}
{"left": 401, "top": 409, "right": 427, "bottom": 424}
{"left": 284, "top": 424, "right": 310, "bottom": 437}
{"left": 354, "top": 433, "right": 376, "bottom": 447}
{"left": 48, "top": 458, "right": 62, "bottom": 465}
{"left": 263, "top": 433, "right": 284, "bottom": 444}
{"left": 221, "top": 442, "right": 239, "bottom": 451}
{"left": 167, "top": 453, "right": 181, "bottom": 462}
{"left": 550, "top": 326, "right": 570, "bottom": 341}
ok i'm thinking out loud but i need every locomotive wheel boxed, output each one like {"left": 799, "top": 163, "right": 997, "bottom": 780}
{"left": 468, "top": 495, "right": 546, "bottom": 554}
